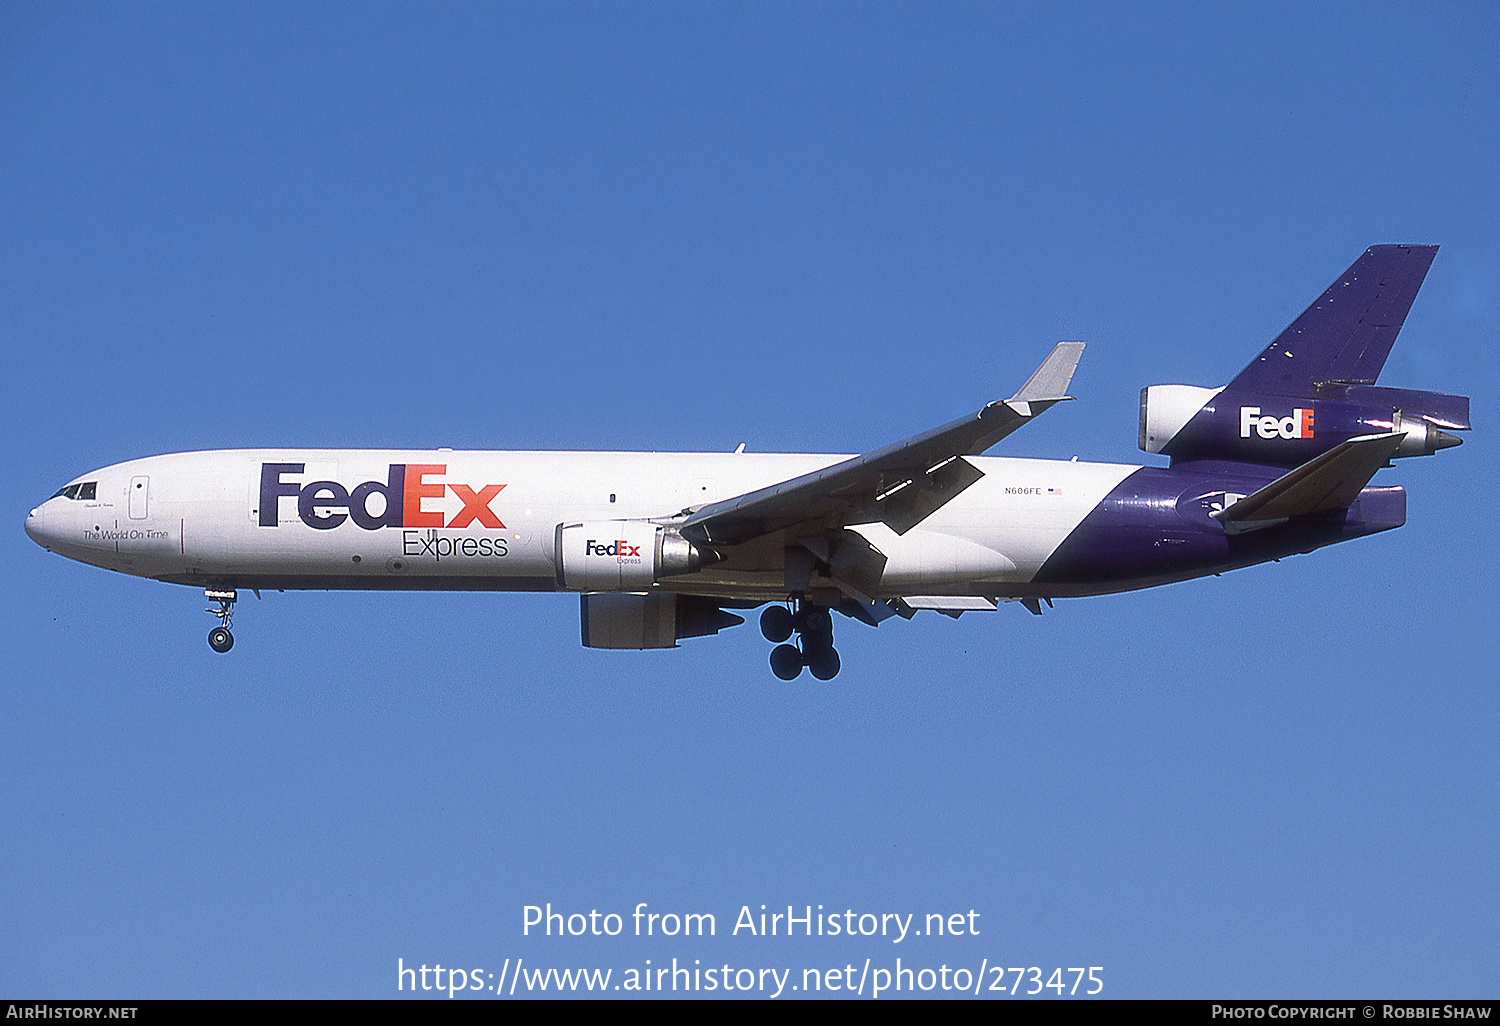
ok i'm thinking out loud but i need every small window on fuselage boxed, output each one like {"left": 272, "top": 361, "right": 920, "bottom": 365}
{"left": 77, "top": 481, "right": 96, "bottom": 500}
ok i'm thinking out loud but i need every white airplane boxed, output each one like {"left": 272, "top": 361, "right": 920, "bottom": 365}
{"left": 25, "top": 247, "right": 1467, "bottom": 679}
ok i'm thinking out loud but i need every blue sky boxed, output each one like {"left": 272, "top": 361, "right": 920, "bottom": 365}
{"left": 2, "top": 2, "right": 1495, "bottom": 999}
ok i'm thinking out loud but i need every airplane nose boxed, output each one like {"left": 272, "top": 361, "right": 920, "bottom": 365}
{"left": 25, "top": 504, "right": 57, "bottom": 549}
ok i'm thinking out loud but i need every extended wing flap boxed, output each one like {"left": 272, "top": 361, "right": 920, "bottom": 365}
{"left": 1212, "top": 432, "right": 1405, "bottom": 532}
{"left": 870, "top": 454, "right": 985, "bottom": 534}
{"left": 680, "top": 343, "right": 1084, "bottom": 545}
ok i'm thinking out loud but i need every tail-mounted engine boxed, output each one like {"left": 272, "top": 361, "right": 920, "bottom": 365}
{"left": 1140, "top": 383, "right": 1468, "bottom": 466}
{"left": 554, "top": 520, "right": 715, "bottom": 591}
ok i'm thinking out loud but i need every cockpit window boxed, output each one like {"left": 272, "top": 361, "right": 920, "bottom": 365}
{"left": 49, "top": 482, "right": 97, "bottom": 501}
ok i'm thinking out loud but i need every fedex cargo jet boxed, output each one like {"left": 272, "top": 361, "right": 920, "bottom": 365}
{"left": 26, "top": 246, "right": 1469, "bottom": 679}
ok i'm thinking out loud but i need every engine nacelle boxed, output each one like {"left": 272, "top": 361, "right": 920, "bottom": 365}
{"left": 554, "top": 520, "right": 708, "bottom": 591}
{"left": 1140, "top": 384, "right": 1466, "bottom": 466}
{"left": 579, "top": 593, "right": 745, "bottom": 649}
{"left": 1139, "top": 385, "right": 1223, "bottom": 454}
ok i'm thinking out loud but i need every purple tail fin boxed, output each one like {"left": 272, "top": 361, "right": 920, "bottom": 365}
{"left": 1227, "top": 245, "right": 1438, "bottom": 396}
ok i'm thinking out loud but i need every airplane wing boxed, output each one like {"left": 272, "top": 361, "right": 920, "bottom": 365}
{"left": 1211, "top": 431, "right": 1405, "bottom": 534}
{"left": 678, "top": 342, "right": 1084, "bottom": 546}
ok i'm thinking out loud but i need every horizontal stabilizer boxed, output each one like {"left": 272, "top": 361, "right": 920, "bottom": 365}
{"left": 1211, "top": 432, "right": 1405, "bottom": 532}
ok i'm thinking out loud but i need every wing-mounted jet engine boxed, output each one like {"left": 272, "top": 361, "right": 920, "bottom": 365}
{"left": 553, "top": 520, "right": 716, "bottom": 591}
{"left": 553, "top": 521, "right": 744, "bottom": 653}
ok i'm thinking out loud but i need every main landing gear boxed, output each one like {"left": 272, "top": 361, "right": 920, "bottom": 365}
{"left": 206, "top": 589, "right": 236, "bottom": 653}
{"left": 760, "top": 598, "right": 841, "bottom": 681}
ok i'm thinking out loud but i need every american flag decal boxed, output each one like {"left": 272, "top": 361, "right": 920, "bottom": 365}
{"left": 1047, "top": 487, "right": 1062, "bottom": 495}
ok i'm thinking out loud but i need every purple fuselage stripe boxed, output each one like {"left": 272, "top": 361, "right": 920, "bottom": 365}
{"left": 1032, "top": 466, "right": 1405, "bottom": 589}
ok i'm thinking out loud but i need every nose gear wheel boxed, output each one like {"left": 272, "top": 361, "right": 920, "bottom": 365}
{"left": 205, "top": 589, "right": 236, "bottom": 653}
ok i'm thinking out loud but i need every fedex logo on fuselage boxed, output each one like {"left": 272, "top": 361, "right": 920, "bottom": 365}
{"left": 259, "top": 463, "right": 506, "bottom": 531}
{"left": 1239, "top": 406, "right": 1315, "bottom": 440}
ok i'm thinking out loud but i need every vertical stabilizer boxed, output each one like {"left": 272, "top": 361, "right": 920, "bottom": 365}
{"left": 1227, "top": 245, "right": 1438, "bottom": 396}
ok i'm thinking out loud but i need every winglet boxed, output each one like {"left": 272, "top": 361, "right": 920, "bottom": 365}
{"left": 1010, "top": 342, "right": 1085, "bottom": 403}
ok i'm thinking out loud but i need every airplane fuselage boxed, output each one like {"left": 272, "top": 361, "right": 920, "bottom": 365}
{"left": 24, "top": 447, "right": 1401, "bottom": 602}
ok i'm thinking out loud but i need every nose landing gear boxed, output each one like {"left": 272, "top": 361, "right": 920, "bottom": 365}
{"left": 760, "top": 598, "right": 841, "bottom": 680}
{"left": 206, "top": 589, "right": 236, "bottom": 653}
